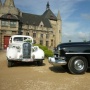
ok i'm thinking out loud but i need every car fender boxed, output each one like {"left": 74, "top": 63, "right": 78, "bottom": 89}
{"left": 32, "top": 48, "right": 44, "bottom": 59}
{"left": 7, "top": 48, "right": 17, "bottom": 59}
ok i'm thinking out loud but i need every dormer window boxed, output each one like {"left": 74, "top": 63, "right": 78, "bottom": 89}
{"left": 39, "top": 21, "right": 44, "bottom": 27}
{"left": 7, "top": 14, "right": 11, "bottom": 19}
{"left": 50, "top": 14, "right": 54, "bottom": 20}
{"left": 41, "top": 25, "right": 43, "bottom": 27}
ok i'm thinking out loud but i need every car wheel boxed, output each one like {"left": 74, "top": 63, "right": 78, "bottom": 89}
{"left": 68, "top": 56, "right": 88, "bottom": 74}
{"left": 8, "top": 60, "right": 13, "bottom": 67}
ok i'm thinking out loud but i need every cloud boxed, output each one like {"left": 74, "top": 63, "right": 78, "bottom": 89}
{"left": 14, "top": 0, "right": 47, "bottom": 14}
{"left": 81, "top": 14, "right": 90, "bottom": 20}
{"left": 50, "top": 0, "right": 86, "bottom": 20}
{"left": 62, "top": 21, "right": 80, "bottom": 38}
{"left": 78, "top": 31, "right": 90, "bottom": 41}
{"left": 62, "top": 20, "right": 90, "bottom": 42}
{"left": 59, "top": 0, "right": 90, "bottom": 42}
{"left": 14, "top": 0, "right": 90, "bottom": 43}
{"left": 14, "top": 0, "right": 85, "bottom": 16}
{"left": 14, "top": 0, "right": 87, "bottom": 19}
{"left": 62, "top": 21, "right": 80, "bottom": 42}
{"left": 78, "top": 32, "right": 87, "bottom": 39}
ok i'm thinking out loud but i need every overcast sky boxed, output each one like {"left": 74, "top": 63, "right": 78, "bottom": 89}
{"left": 2, "top": 0, "right": 90, "bottom": 42}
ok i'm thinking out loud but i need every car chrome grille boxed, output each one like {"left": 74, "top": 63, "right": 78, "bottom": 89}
{"left": 23, "top": 43, "right": 31, "bottom": 58}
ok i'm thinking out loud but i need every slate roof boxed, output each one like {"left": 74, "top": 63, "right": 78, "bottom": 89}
{"left": 42, "top": 9, "right": 57, "bottom": 21}
{"left": 0, "top": 13, "right": 19, "bottom": 20}
{"left": 21, "top": 12, "right": 52, "bottom": 28}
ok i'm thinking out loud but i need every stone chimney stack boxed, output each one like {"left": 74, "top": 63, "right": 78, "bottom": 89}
{"left": 4, "top": 0, "right": 15, "bottom": 7}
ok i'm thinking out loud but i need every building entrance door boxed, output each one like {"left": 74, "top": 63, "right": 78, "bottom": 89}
{"left": 4, "top": 36, "right": 10, "bottom": 49}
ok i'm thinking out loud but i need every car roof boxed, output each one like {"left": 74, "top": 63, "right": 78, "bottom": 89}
{"left": 11, "top": 35, "right": 33, "bottom": 38}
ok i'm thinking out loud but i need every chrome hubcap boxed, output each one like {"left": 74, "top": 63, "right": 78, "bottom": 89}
{"left": 74, "top": 59, "right": 84, "bottom": 71}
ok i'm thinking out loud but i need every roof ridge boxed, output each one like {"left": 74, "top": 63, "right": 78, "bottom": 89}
{"left": 22, "top": 12, "right": 41, "bottom": 17}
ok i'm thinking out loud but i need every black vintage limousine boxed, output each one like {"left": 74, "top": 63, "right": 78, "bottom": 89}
{"left": 48, "top": 42, "right": 90, "bottom": 74}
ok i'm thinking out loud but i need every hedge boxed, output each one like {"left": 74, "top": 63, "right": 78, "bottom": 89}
{"left": 34, "top": 44, "right": 53, "bottom": 58}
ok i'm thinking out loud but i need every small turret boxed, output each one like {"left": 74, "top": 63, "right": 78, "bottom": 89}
{"left": 56, "top": 10, "right": 62, "bottom": 44}
{"left": 46, "top": 1, "right": 50, "bottom": 10}
{"left": 57, "top": 10, "right": 61, "bottom": 20}
{"left": 42, "top": 2, "right": 57, "bottom": 21}
{"left": 2, "top": 0, "right": 19, "bottom": 15}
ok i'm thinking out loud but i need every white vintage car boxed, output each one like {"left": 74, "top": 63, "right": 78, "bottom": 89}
{"left": 6, "top": 35, "right": 45, "bottom": 67}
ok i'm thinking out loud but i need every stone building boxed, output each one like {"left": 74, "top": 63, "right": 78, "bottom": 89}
{"left": 0, "top": 0, "right": 62, "bottom": 49}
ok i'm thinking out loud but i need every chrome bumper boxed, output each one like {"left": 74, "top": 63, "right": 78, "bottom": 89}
{"left": 48, "top": 57, "right": 67, "bottom": 66}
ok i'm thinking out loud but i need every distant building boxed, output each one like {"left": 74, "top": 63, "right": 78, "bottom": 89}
{"left": 0, "top": 0, "right": 62, "bottom": 49}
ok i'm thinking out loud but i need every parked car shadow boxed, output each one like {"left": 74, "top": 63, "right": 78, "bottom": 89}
{"left": 86, "top": 68, "right": 90, "bottom": 73}
{"left": 49, "top": 66, "right": 68, "bottom": 73}
{"left": 49, "top": 66, "right": 90, "bottom": 74}
{"left": 13, "top": 62, "right": 46, "bottom": 67}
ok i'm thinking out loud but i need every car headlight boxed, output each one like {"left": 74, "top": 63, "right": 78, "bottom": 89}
{"left": 58, "top": 47, "right": 61, "bottom": 50}
{"left": 16, "top": 46, "right": 21, "bottom": 52}
{"left": 58, "top": 47, "right": 61, "bottom": 55}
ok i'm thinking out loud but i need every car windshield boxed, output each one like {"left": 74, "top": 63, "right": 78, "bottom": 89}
{"left": 14, "top": 37, "right": 23, "bottom": 41}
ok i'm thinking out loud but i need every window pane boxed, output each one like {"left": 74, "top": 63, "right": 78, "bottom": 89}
{"left": 40, "top": 40, "right": 43, "bottom": 45}
{"left": 46, "top": 41, "right": 49, "bottom": 46}
{"left": 10, "top": 22, "right": 13, "bottom": 24}
{"left": 33, "top": 33, "right": 36, "bottom": 38}
{"left": 14, "top": 22, "right": 16, "bottom": 24}
{"left": 6, "top": 21, "right": 8, "bottom": 25}
{"left": 51, "top": 39, "right": 53, "bottom": 46}
{"left": 46, "top": 34, "right": 49, "bottom": 38}
{"left": 10, "top": 21, "right": 16, "bottom": 27}
{"left": 41, "top": 34, "right": 43, "bottom": 38}
{"left": 1, "top": 20, "right": 8, "bottom": 26}
{"left": 34, "top": 40, "right": 36, "bottom": 44}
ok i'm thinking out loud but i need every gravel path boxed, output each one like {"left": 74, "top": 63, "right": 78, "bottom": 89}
{"left": 0, "top": 50, "right": 90, "bottom": 90}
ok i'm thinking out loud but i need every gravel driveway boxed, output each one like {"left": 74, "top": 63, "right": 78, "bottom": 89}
{"left": 0, "top": 50, "right": 90, "bottom": 90}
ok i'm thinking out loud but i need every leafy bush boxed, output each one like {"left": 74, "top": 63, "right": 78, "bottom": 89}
{"left": 44, "top": 50, "right": 53, "bottom": 58}
{"left": 34, "top": 44, "right": 53, "bottom": 58}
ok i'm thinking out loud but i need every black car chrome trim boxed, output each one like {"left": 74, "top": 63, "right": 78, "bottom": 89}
{"left": 66, "top": 53, "right": 90, "bottom": 54}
